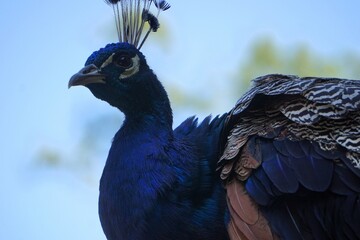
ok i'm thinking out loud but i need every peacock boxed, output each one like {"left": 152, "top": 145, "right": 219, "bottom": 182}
{"left": 68, "top": 1, "right": 360, "bottom": 239}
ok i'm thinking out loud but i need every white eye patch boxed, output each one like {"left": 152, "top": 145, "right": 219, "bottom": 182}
{"left": 100, "top": 54, "right": 140, "bottom": 79}
{"left": 119, "top": 55, "right": 140, "bottom": 79}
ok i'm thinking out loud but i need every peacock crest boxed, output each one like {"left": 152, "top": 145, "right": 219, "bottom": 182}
{"left": 105, "top": 0, "right": 170, "bottom": 49}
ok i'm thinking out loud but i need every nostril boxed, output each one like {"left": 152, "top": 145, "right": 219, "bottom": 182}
{"left": 82, "top": 64, "right": 99, "bottom": 74}
{"left": 68, "top": 64, "right": 105, "bottom": 88}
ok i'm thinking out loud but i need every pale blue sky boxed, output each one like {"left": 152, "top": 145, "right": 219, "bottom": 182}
{"left": 1, "top": 1, "right": 360, "bottom": 239}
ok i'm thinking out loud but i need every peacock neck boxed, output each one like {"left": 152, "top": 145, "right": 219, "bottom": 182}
{"left": 99, "top": 96, "right": 176, "bottom": 239}
{"left": 115, "top": 73, "right": 174, "bottom": 133}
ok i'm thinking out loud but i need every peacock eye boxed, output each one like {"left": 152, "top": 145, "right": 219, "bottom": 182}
{"left": 114, "top": 54, "right": 133, "bottom": 68}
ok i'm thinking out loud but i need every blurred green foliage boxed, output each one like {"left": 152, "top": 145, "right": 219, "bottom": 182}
{"left": 36, "top": 37, "right": 360, "bottom": 171}
{"left": 236, "top": 37, "right": 360, "bottom": 93}
{"left": 35, "top": 114, "right": 123, "bottom": 178}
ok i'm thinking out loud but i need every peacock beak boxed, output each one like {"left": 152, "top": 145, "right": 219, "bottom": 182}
{"left": 68, "top": 64, "right": 106, "bottom": 88}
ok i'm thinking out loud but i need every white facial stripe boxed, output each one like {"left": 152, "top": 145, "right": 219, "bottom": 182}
{"left": 100, "top": 53, "right": 115, "bottom": 69}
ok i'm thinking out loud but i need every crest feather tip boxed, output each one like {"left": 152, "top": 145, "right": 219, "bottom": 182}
{"left": 104, "top": 0, "right": 120, "bottom": 4}
{"left": 103, "top": 0, "right": 170, "bottom": 49}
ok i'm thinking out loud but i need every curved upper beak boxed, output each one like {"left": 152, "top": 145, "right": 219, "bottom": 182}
{"left": 68, "top": 64, "right": 106, "bottom": 88}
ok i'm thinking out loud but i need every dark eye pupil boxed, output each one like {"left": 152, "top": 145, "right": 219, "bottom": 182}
{"left": 115, "top": 55, "right": 133, "bottom": 68}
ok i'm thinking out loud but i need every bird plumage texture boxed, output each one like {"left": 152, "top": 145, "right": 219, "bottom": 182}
{"left": 220, "top": 75, "right": 360, "bottom": 239}
{"left": 69, "top": 43, "right": 360, "bottom": 239}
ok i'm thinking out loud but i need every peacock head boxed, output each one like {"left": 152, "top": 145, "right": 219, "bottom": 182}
{"left": 68, "top": 0, "right": 171, "bottom": 117}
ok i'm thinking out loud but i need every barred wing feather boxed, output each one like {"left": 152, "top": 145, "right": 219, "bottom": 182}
{"left": 219, "top": 74, "right": 360, "bottom": 240}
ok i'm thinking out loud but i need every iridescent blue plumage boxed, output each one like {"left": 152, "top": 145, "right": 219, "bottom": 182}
{"left": 69, "top": 42, "right": 360, "bottom": 240}
{"left": 71, "top": 43, "right": 229, "bottom": 239}
{"left": 68, "top": 2, "right": 360, "bottom": 238}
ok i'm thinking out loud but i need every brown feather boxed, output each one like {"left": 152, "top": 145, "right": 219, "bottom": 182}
{"left": 220, "top": 161, "right": 235, "bottom": 180}
{"left": 227, "top": 180, "right": 258, "bottom": 224}
{"left": 227, "top": 197, "right": 258, "bottom": 240}
{"left": 219, "top": 75, "right": 360, "bottom": 180}
{"left": 228, "top": 219, "right": 248, "bottom": 240}
{"left": 220, "top": 75, "right": 360, "bottom": 239}
{"left": 226, "top": 180, "right": 275, "bottom": 240}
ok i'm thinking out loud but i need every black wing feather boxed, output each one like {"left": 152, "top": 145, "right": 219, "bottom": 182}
{"left": 220, "top": 74, "right": 360, "bottom": 239}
